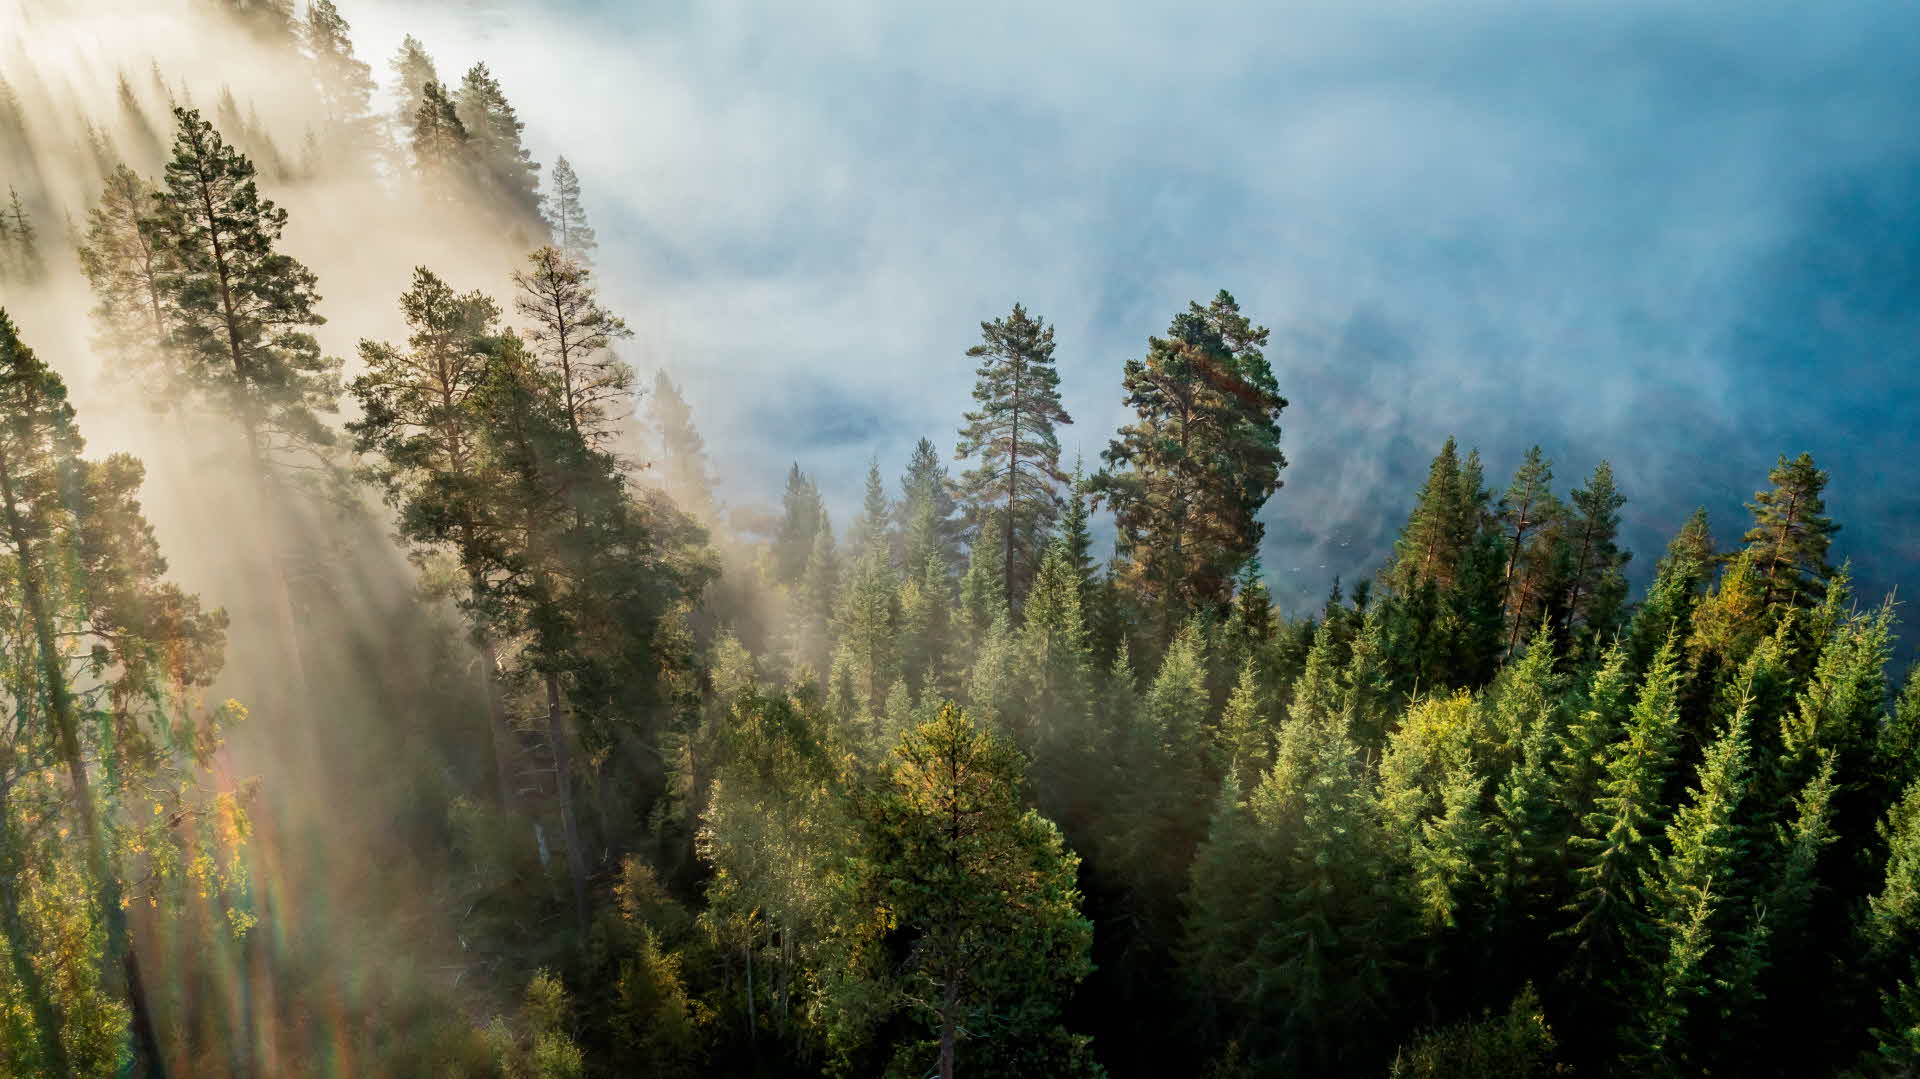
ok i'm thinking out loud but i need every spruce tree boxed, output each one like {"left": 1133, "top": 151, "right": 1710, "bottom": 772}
{"left": 1560, "top": 460, "right": 1630, "bottom": 645}
{"left": 773, "top": 463, "right": 824, "bottom": 588}
{"left": 1388, "top": 436, "right": 1480, "bottom": 594}
{"left": 1743, "top": 452, "right": 1839, "bottom": 610}
{"left": 1629, "top": 636, "right": 1779, "bottom": 1072}
{"left": 865, "top": 705, "right": 1096, "bottom": 1079}
{"left": 1564, "top": 630, "right": 1686, "bottom": 995}
{"left": 896, "top": 436, "right": 961, "bottom": 576}
{"left": 549, "top": 155, "right": 597, "bottom": 263}
{"left": 1093, "top": 291, "right": 1287, "bottom": 636}
{"left": 954, "top": 302, "right": 1073, "bottom": 607}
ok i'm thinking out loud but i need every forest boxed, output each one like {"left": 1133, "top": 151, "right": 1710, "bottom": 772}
{"left": 1, "top": 0, "right": 1918, "bottom": 1076}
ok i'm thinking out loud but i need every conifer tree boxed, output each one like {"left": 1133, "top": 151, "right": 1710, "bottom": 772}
{"left": 5, "top": 186, "right": 40, "bottom": 281}
{"left": 1496, "top": 446, "right": 1562, "bottom": 656}
{"left": 1560, "top": 460, "right": 1630, "bottom": 644}
{"left": 512, "top": 246, "right": 633, "bottom": 449}
{"left": 1488, "top": 624, "right": 1567, "bottom": 937}
{"left": 829, "top": 537, "right": 897, "bottom": 718}
{"left": 1018, "top": 541, "right": 1097, "bottom": 821}
{"left": 849, "top": 459, "right": 890, "bottom": 556}
{"left": 1183, "top": 633, "right": 1407, "bottom": 1074}
{"left": 1217, "top": 657, "right": 1272, "bottom": 789}
{"left": 1093, "top": 291, "right": 1287, "bottom": 636}
{"left": 348, "top": 267, "right": 520, "bottom": 807}
{"left": 301, "top": 0, "right": 379, "bottom": 159}
{"left": 1629, "top": 636, "right": 1779, "bottom": 1072}
{"left": 1564, "top": 630, "right": 1686, "bottom": 993}
{"left": 773, "top": 463, "right": 824, "bottom": 588}
{"left": 896, "top": 551, "right": 953, "bottom": 698}
{"left": 145, "top": 105, "right": 337, "bottom": 700}
{"left": 410, "top": 79, "right": 469, "bottom": 192}
{"left": 863, "top": 706, "right": 1096, "bottom": 1079}
{"left": 1388, "top": 436, "right": 1481, "bottom": 594}
{"left": 0, "top": 311, "right": 233, "bottom": 1078}
{"left": 76, "top": 165, "right": 176, "bottom": 397}
{"left": 644, "top": 370, "right": 717, "bottom": 522}
{"left": 389, "top": 34, "right": 440, "bottom": 130}
{"left": 147, "top": 106, "right": 336, "bottom": 458}
{"left": 954, "top": 302, "right": 1073, "bottom": 607}
{"left": 454, "top": 63, "right": 546, "bottom": 230}
{"left": 896, "top": 437, "right": 961, "bottom": 576}
{"left": 1742, "top": 452, "right": 1839, "bottom": 610}
{"left": 549, "top": 155, "right": 597, "bottom": 263}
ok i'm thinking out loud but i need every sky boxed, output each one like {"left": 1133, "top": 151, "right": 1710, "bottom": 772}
{"left": 336, "top": 0, "right": 1920, "bottom": 612}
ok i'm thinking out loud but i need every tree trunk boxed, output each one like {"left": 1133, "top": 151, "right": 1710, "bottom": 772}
{"left": 476, "top": 630, "right": 517, "bottom": 807}
{"left": 939, "top": 976, "right": 959, "bottom": 1079}
{"left": 544, "top": 672, "right": 590, "bottom": 929}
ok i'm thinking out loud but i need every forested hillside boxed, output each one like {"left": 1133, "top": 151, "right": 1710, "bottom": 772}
{"left": 1, "top": 2, "right": 1918, "bottom": 1077}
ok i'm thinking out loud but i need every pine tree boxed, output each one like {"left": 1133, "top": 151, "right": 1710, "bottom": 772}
{"left": 954, "top": 302, "right": 1073, "bottom": 607}
{"left": 1184, "top": 635, "right": 1408, "bottom": 1074}
{"left": 389, "top": 34, "right": 440, "bottom": 131}
{"left": 0, "top": 310, "right": 233, "bottom": 1077}
{"left": 513, "top": 246, "right": 633, "bottom": 450}
{"left": 829, "top": 538, "right": 898, "bottom": 718}
{"left": 454, "top": 63, "right": 546, "bottom": 230}
{"left": 1488, "top": 623, "right": 1567, "bottom": 936}
{"left": 1742, "top": 452, "right": 1839, "bottom": 610}
{"left": 147, "top": 106, "right": 336, "bottom": 457}
{"left": 145, "top": 106, "right": 337, "bottom": 702}
{"left": 550, "top": 155, "right": 598, "bottom": 263}
{"left": 77, "top": 165, "right": 177, "bottom": 398}
{"left": 1875, "top": 667, "right": 1920, "bottom": 798}
{"left": 347, "top": 267, "right": 520, "bottom": 807}
{"left": 1496, "top": 446, "right": 1562, "bottom": 656}
{"left": 1093, "top": 291, "right": 1287, "bottom": 636}
{"left": 6, "top": 186, "right": 40, "bottom": 281}
{"left": 410, "top": 79, "right": 469, "bottom": 192}
{"left": 644, "top": 370, "right": 717, "bottom": 522}
{"left": 301, "top": 0, "right": 379, "bottom": 160}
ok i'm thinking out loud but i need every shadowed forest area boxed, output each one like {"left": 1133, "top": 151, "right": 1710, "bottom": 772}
{"left": 1, "top": 1, "right": 1919, "bottom": 1077}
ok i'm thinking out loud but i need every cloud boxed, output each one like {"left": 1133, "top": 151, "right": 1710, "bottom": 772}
{"left": 26, "top": 0, "right": 1920, "bottom": 613}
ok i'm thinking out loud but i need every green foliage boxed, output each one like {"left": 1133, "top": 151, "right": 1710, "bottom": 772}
{"left": 1388, "top": 985, "right": 1561, "bottom": 1078}
{"left": 955, "top": 303, "right": 1073, "bottom": 606}
{"left": 1092, "top": 291, "right": 1287, "bottom": 637}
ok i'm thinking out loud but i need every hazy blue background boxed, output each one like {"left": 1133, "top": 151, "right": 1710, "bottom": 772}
{"left": 360, "top": 0, "right": 1920, "bottom": 615}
